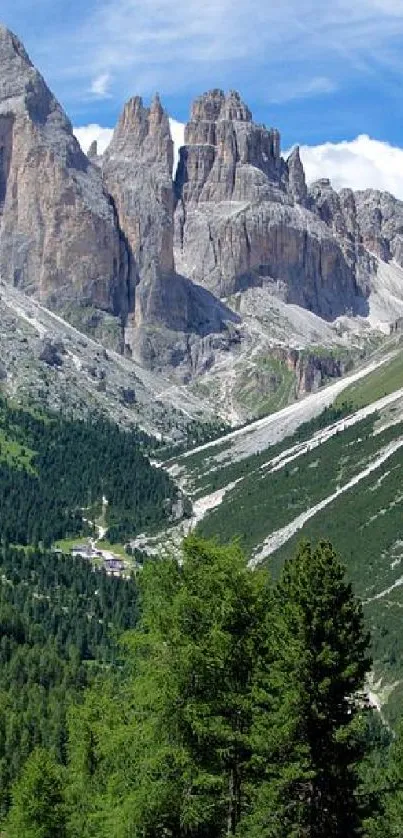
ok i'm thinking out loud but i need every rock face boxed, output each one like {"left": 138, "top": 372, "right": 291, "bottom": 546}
{"left": 307, "top": 180, "right": 403, "bottom": 294}
{"left": 286, "top": 146, "right": 307, "bottom": 206}
{"left": 354, "top": 190, "right": 403, "bottom": 265}
{"left": 0, "top": 26, "right": 126, "bottom": 318}
{"left": 102, "top": 95, "right": 174, "bottom": 336}
{"left": 0, "top": 28, "right": 238, "bottom": 368}
{"left": 284, "top": 348, "right": 351, "bottom": 398}
{"left": 174, "top": 90, "right": 366, "bottom": 319}
{"left": 102, "top": 92, "right": 239, "bottom": 363}
{"left": 2, "top": 25, "right": 403, "bottom": 401}
{"left": 175, "top": 90, "right": 284, "bottom": 206}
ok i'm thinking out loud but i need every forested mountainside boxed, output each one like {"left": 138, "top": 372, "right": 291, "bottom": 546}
{"left": 0, "top": 544, "right": 139, "bottom": 819}
{"left": 153, "top": 348, "right": 403, "bottom": 723}
{"left": 3, "top": 536, "right": 403, "bottom": 838}
{"left": 0, "top": 395, "right": 184, "bottom": 546}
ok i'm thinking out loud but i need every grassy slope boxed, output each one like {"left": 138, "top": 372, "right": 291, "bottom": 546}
{"left": 192, "top": 373, "right": 403, "bottom": 718}
{"left": 335, "top": 350, "right": 403, "bottom": 411}
{"left": 197, "top": 414, "right": 402, "bottom": 553}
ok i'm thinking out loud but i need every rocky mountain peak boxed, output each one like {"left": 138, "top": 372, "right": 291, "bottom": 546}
{"left": 0, "top": 24, "right": 125, "bottom": 319}
{"left": 176, "top": 89, "right": 284, "bottom": 209}
{"left": 287, "top": 145, "right": 307, "bottom": 205}
{"left": 102, "top": 93, "right": 175, "bottom": 348}
{"left": 88, "top": 140, "right": 98, "bottom": 158}
{"left": 105, "top": 94, "right": 173, "bottom": 171}
{"left": 189, "top": 89, "right": 225, "bottom": 126}
{"left": 0, "top": 24, "right": 31, "bottom": 65}
{"left": 174, "top": 90, "right": 367, "bottom": 316}
{"left": 220, "top": 90, "right": 252, "bottom": 122}
{"left": 0, "top": 24, "right": 68, "bottom": 133}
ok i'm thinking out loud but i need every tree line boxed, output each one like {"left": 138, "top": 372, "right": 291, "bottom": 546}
{"left": 4, "top": 537, "right": 403, "bottom": 836}
{"left": 0, "top": 398, "right": 181, "bottom": 546}
{"left": 0, "top": 545, "right": 139, "bottom": 818}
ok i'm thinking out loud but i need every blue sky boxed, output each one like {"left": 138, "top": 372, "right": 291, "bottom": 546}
{"left": 3, "top": 0, "right": 403, "bottom": 195}
{"left": 3, "top": 0, "right": 403, "bottom": 146}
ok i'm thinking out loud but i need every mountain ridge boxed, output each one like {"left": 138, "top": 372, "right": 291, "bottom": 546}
{"left": 1, "top": 22, "right": 403, "bottom": 423}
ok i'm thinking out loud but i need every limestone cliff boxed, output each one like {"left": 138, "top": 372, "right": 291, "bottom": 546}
{"left": 102, "top": 92, "right": 239, "bottom": 364}
{"left": 2, "top": 26, "right": 403, "bottom": 414}
{"left": 102, "top": 94, "right": 174, "bottom": 340}
{"left": 0, "top": 25, "right": 127, "bottom": 319}
{"left": 174, "top": 90, "right": 365, "bottom": 319}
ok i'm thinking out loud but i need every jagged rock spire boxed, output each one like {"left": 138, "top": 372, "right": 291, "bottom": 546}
{"left": 0, "top": 24, "right": 125, "bottom": 319}
{"left": 176, "top": 89, "right": 284, "bottom": 205}
{"left": 88, "top": 140, "right": 98, "bottom": 158}
{"left": 102, "top": 93, "right": 175, "bottom": 342}
{"left": 287, "top": 146, "right": 307, "bottom": 205}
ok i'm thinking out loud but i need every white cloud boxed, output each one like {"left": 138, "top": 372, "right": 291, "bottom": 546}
{"left": 73, "top": 118, "right": 186, "bottom": 171}
{"left": 90, "top": 73, "right": 112, "bottom": 98}
{"left": 73, "top": 124, "right": 114, "bottom": 155}
{"left": 169, "top": 118, "right": 185, "bottom": 173}
{"left": 298, "top": 135, "right": 403, "bottom": 199}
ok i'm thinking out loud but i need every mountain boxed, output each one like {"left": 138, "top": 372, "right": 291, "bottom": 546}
{"left": 157, "top": 347, "right": 403, "bottom": 720}
{"left": 2, "top": 18, "right": 403, "bottom": 774}
{"left": 101, "top": 92, "right": 238, "bottom": 367}
{"left": 0, "top": 26, "right": 126, "bottom": 320}
{"left": 0, "top": 280, "right": 222, "bottom": 441}
{"left": 174, "top": 89, "right": 364, "bottom": 317}
{"left": 2, "top": 23, "right": 403, "bottom": 425}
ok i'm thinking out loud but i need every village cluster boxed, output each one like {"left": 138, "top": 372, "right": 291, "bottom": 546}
{"left": 69, "top": 542, "right": 128, "bottom": 576}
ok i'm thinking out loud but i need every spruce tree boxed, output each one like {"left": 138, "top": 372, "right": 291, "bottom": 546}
{"left": 376, "top": 719, "right": 403, "bottom": 837}
{"left": 66, "top": 536, "right": 273, "bottom": 838}
{"left": 5, "top": 747, "right": 66, "bottom": 838}
{"left": 245, "top": 540, "right": 371, "bottom": 838}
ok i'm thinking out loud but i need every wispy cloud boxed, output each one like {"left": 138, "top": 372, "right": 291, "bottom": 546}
{"left": 268, "top": 76, "right": 337, "bottom": 104}
{"left": 74, "top": 0, "right": 403, "bottom": 88}
{"left": 4, "top": 0, "right": 403, "bottom": 119}
{"left": 89, "top": 72, "right": 112, "bottom": 98}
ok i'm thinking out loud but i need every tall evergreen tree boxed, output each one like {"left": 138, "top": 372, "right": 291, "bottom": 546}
{"left": 374, "top": 719, "right": 403, "bottom": 837}
{"left": 5, "top": 748, "right": 66, "bottom": 838}
{"left": 244, "top": 540, "right": 372, "bottom": 838}
{"left": 66, "top": 536, "right": 273, "bottom": 838}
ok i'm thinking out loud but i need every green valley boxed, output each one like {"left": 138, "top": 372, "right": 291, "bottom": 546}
{"left": 0, "top": 397, "right": 182, "bottom": 547}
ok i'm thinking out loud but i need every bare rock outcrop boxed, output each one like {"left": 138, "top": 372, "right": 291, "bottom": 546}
{"left": 102, "top": 91, "right": 239, "bottom": 365}
{"left": 354, "top": 189, "right": 403, "bottom": 264}
{"left": 102, "top": 94, "right": 174, "bottom": 343}
{"left": 307, "top": 180, "right": 403, "bottom": 293}
{"left": 0, "top": 25, "right": 126, "bottom": 318}
{"left": 284, "top": 347, "right": 351, "bottom": 397}
{"left": 174, "top": 90, "right": 365, "bottom": 318}
{"left": 287, "top": 146, "right": 307, "bottom": 206}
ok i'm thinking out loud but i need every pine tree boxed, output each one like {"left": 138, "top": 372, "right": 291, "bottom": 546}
{"left": 375, "top": 719, "right": 403, "bottom": 837}
{"left": 244, "top": 540, "right": 371, "bottom": 838}
{"left": 5, "top": 747, "right": 66, "bottom": 838}
{"left": 66, "top": 536, "right": 273, "bottom": 838}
